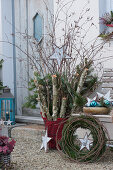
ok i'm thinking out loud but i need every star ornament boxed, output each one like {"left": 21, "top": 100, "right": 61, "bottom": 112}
{"left": 79, "top": 133, "right": 92, "bottom": 151}
{"left": 97, "top": 90, "right": 112, "bottom": 101}
{"left": 50, "top": 46, "right": 71, "bottom": 67}
{"left": 6, "top": 120, "right": 12, "bottom": 125}
{"left": 86, "top": 96, "right": 96, "bottom": 106}
{"left": 40, "top": 130, "right": 52, "bottom": 152}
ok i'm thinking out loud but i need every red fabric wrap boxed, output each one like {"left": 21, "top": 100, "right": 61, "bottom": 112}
{"left": 40, "top": 112, "right": 66, "bottom": 149}
{"left": 106, "top": 24, "right": 113, "bottom": 27}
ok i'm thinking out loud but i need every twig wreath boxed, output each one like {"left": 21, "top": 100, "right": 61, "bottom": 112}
{"left": 56, "top": 115, "right": 109, "bottom": 163}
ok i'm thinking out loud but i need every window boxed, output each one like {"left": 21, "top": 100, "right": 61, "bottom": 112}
{"left": 33, "top": 13, "right": 43, "bottom": 42}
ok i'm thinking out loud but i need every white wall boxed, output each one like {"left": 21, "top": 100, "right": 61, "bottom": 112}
{"left": 0, "top": 0, "right": 14, "bottom": 93}
{"left": 54, "top": 0, "right": 113, "bottom": 70}
{"left": 0, "top": 0, "right": 2, "bottom": 63}
{"left": 54, "top": 0, "right": 99, "bottom": 45}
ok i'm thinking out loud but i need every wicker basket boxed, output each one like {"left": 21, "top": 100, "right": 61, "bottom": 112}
{"left": 0, "top": 154, "right": 11, "bottom": 168}
{"left": 83, "top": 107, "right": 110, "bottom": 115}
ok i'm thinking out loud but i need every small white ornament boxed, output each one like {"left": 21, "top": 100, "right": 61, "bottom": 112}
{"left": 40, "top": 130, "right": 52, "bottom": 152}
{"left": 86, "top": 96, "right": 97, "bottom": 106}
{"left": 97, "top": 92, "right": 104, "bottom": 99}
{"left": 97, "top": 91, "right": 112, "bottom": 101}
{"left": 7, "top": 120, "right": 12, "bottom": 125}
{"left": 50, "top": 46, "right": 71, "bottom": 67}
{"left": 104, "top": 91, "right": 111, "bottom": 101}
{"left": 79, "top": 133, "right": 92, "bottom": 151}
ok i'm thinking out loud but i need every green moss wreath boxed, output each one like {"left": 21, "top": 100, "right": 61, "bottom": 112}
{"left": 56, "top": 115, "right": 109, "bottom": 163}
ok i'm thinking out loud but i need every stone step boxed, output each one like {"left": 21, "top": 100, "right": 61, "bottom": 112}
{"left": 102, "top": 83, "right": 113, "bottom": 88}
{"left": 15, "top": 115, "right": 44, "bottom": 125}
{"left": 103, "top": 72, "right": 113, "bottom": 77}
{"left": 102, "top": 78, "right": 113, "bottom": 82}
{"left": 22, "top": 107, "right": 41, "bottom": 117}
{"left": 103, "top": 68, "right": 113, "bottom": 72}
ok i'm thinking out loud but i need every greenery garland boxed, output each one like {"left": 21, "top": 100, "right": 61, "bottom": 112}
{"left": 56, "top": 115, "right": 109, "bottom": 163}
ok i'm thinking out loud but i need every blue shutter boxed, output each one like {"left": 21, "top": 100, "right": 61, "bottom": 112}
{"left": 34, "top": 13, "right": 43, "bottom": 42}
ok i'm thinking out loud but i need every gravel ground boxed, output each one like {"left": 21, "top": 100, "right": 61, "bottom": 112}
{"left": 10, "top": 126, "right": 113, "bottom": 170}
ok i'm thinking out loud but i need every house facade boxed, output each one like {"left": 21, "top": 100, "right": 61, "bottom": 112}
{"left": 0, "top": 0, "right": 113, "bottom": 118}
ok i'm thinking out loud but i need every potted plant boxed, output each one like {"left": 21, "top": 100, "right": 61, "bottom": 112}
{"left": 100, "top": 11, "right": 113, "bottom": 34}
{"left": 0, "top": 136, "right": 16, "bottom": 168}
{"left": 33, "top": 60, "right": 98, "bottom": 149}
{"left": 22, "top": 2, "right": 108, "bottom": 150}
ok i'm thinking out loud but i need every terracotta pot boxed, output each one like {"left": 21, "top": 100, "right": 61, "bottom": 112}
{"left": 83, "top": 107, "right": 110, "bottom": 115}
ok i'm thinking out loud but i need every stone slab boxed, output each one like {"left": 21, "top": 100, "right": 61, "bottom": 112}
{"left": 22, "top": 107, "right": 41, "bottom": 117}
{"left": 15, "top": 115, "right": 44, "bottom": 125}
{"left": 102, "top": 83, "right": 113, "bottom": 88}
{"left": 103, "top": 68, "right": 112, "bottom": 72}
{"left": 103, "top": 73, "right": 113, "bottom": 77}
{"left": 102, "top": 78, "right": 113, "bottom": 82}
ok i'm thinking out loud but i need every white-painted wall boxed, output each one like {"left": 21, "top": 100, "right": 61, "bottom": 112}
{"left": 0, "top": 0, "right": 54, "bottom": 115}
{"left": 0, "top": 0, "right": 14, "bottom": 95}
{"left": 54, "top": 0, "right": 113, "bottom": 69}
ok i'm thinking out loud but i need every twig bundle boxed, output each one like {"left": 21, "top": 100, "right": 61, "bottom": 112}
{"left": 56, "top": 115, "right": 109, "bottom": 163}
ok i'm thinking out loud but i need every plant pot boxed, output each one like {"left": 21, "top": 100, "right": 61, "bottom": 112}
{"left": 83, "top": 107, "right": 110, "bottom": 115}
{"left": 40, "top": 112, "right": 67, "bottom": 149}
{"left": 0, "top": 153, "right": 11, "bottom": 168}
{"left": 2, "top": 154, "right": 11, "bottom": 166}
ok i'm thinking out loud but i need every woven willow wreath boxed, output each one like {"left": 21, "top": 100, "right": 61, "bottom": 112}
{"left": 56, "top": 115, "right": 109, "bottom": 163}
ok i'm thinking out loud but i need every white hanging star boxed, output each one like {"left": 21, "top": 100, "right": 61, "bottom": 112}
{"left": 50, "top": 46, "right": 71, "bottom": 66}
{"left": 40, "top": 130, "right": 52, "bottom": 152}
{"left": 79, "top": 133, "right": 92, "bottom": 151}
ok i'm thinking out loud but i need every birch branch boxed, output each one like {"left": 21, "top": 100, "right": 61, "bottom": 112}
{"left": 52, "top": 75, "right": 59, "bottom": 120}
{"left": 60, "top": 97, "right": 67, "bottom": 118}
{"left": 38, "top": 85, "right": 52, "bottom": 120}
{"left": 71, "top": 68, "right": 88, "bottom": 114}
{"left": 76, "top": 68, "right": 88, "bottom": 94}
{"left": 34, "top": 79, "right": 52, "bottom": 120}
{"left": 34, "top": 79, "right": 45, "bottom": 118}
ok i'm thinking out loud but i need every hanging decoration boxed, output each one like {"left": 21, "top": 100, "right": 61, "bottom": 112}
{"left": 50, "top": 45, "right": 71, "bottom": 67}
{"left": 56, "top": 115, "right": 109, "bottom": 163}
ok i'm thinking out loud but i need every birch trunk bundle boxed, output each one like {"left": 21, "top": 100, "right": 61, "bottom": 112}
{"left": 34, "top": 65, "right": 89, "bottom": 121}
